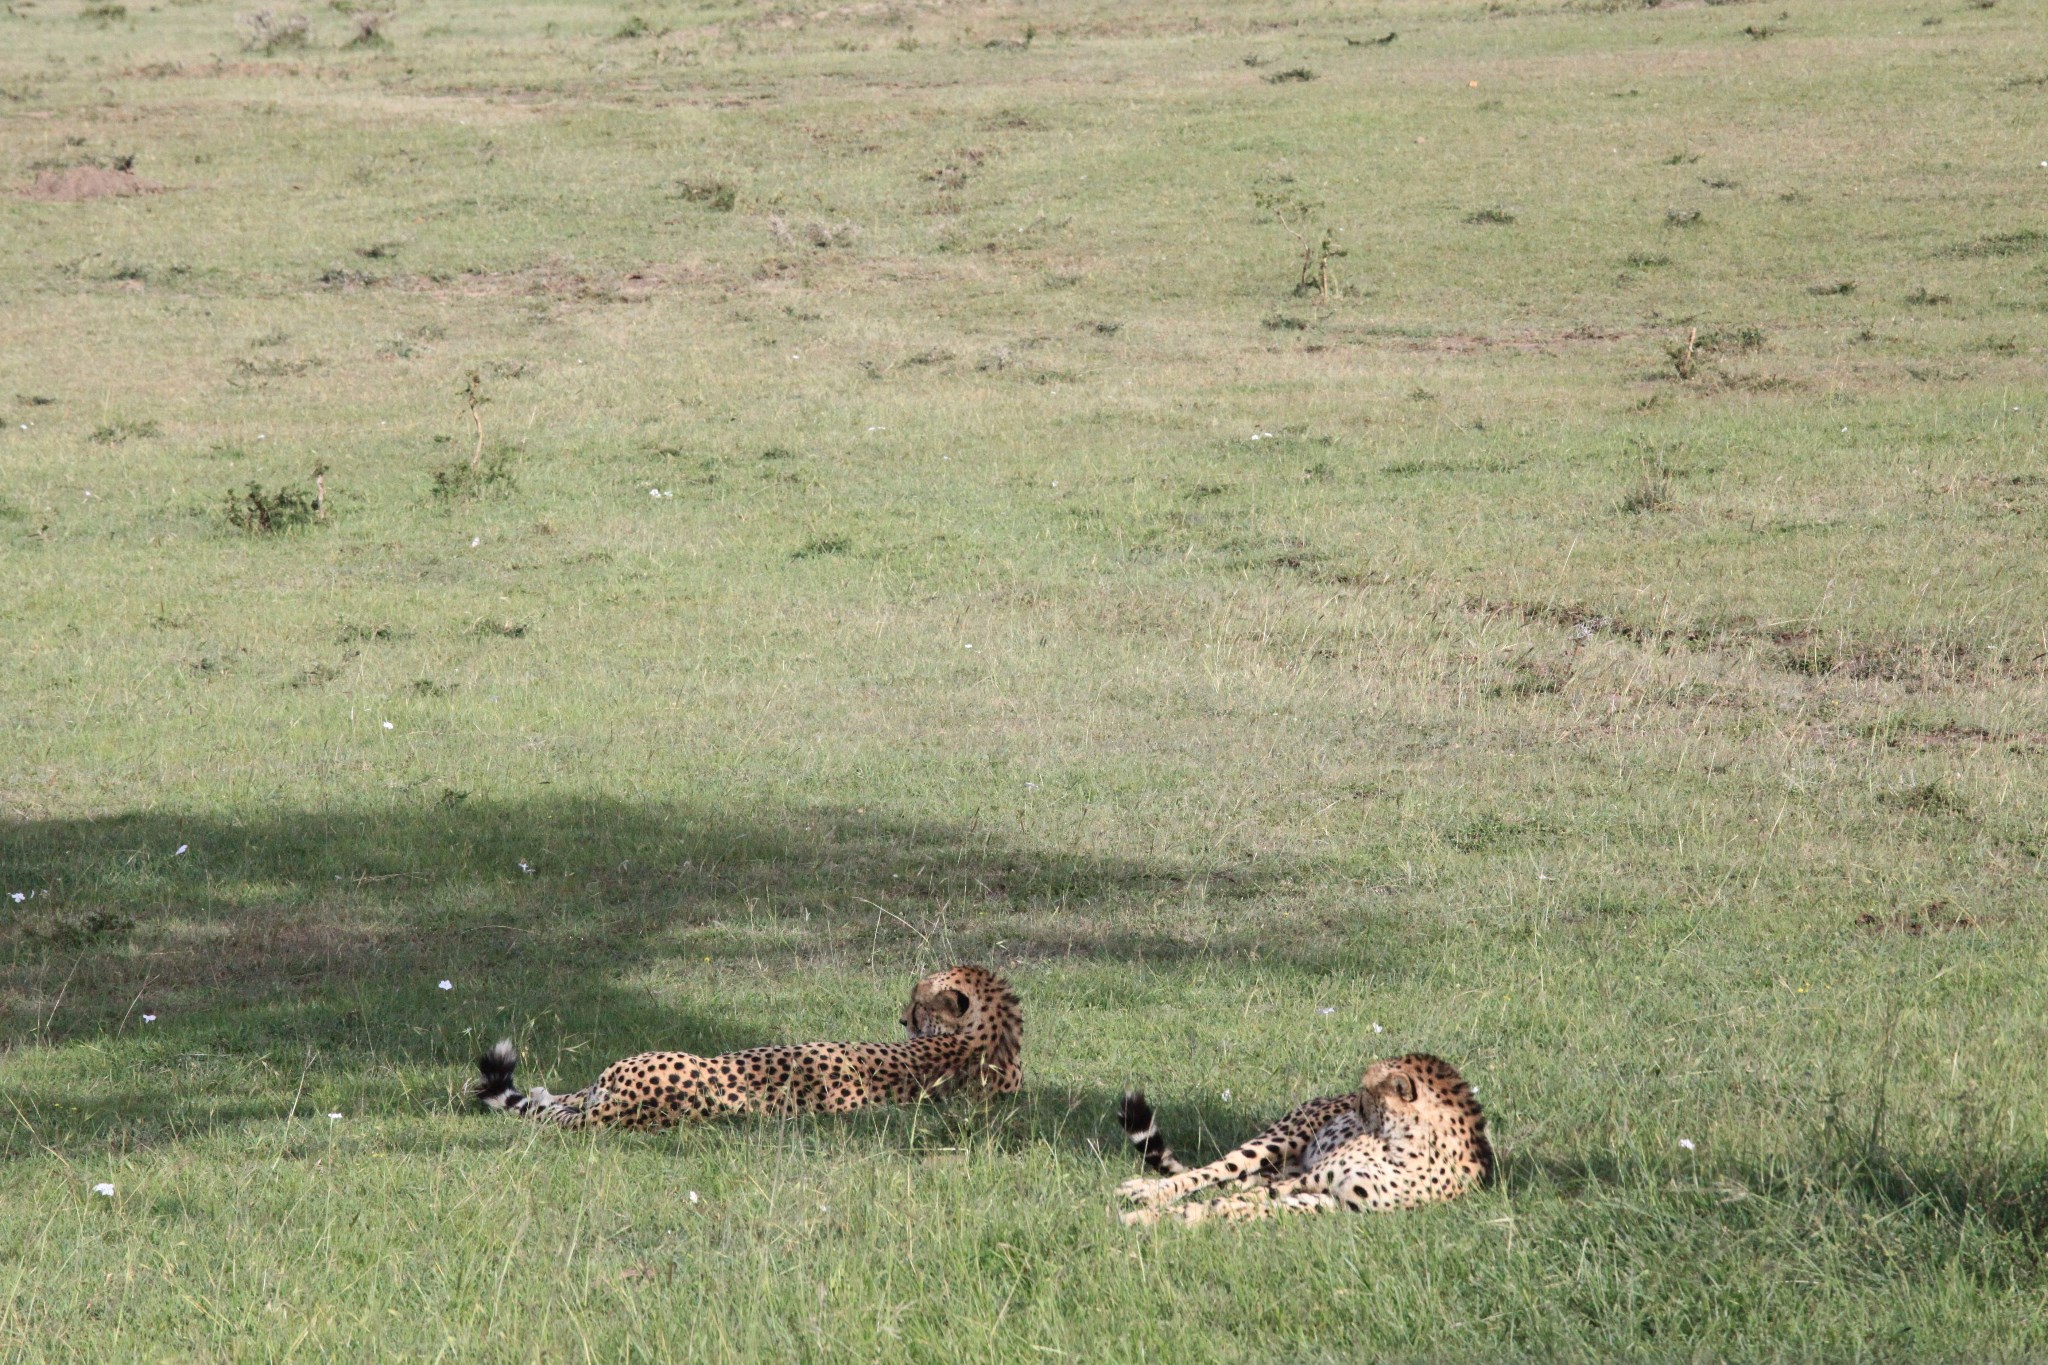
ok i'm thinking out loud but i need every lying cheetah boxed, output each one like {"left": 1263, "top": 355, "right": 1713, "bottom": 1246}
{"left": 1116, "top": 1053, "right": 1491, "bottom": 1224}
{"left": 473, "top": 965, "right": 1020, "bottom": 1130}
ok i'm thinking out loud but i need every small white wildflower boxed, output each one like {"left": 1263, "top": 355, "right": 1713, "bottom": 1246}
{"left": 93, "top": 1183, "right": 115, "bottom": 1198}
{"left": 688, "top": 1190, "right": 700, "bottom": 1203}
{"left": 142, "top": 1014, "right": 156, "bottom": 1024}
{"left": 1372, "top": 1022, "right": 1384, "bottom": 1034}
{"left": 650, "top": 489, "right": 661, "bottom": 498}
{"left": 1317, "top": 1006, "right": 1336, "bottom": 1016}
{"left": 175, "top": 845, "right": 188, "bottom": 856}
{"left": 1220, "top": 1089, "right": 1232, "bottom": 1102}
{"left": 518, "top": 860, "right": 533, "bottom": 874}
{"left": 8, "top": 892, "right": 23, "bottom": 903}
{"left": 1679, "top": 1138, "right": 1696, "bottom": 1151}
{"left": 964, "top": 643, "right": 974, "bottom": 649}
{"left": 866, "top": 425, "right": 885, "bottom": 432}
{"left": 470, "top": 537, "right": 481, "bottom": 547}
{"left": 437, "top": 980, "right": 453, "bottom": 991}
{"left": 382, "top": 721, "right": 394, "bottom": 730}
{"left": 327, "top": 1112, "right": 343, "bottom": 1121}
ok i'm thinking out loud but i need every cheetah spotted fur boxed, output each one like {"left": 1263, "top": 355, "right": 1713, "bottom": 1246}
{"left": 1116, "top": 1053, "right": 1491, "bottom": 1224}
{"left": 473, "top": 966, "right": 1020, "bottom": 1130}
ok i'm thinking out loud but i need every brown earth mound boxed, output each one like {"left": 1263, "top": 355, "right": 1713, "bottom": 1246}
{"left": 22, "top": 167, "right": 163, "bottom": 201}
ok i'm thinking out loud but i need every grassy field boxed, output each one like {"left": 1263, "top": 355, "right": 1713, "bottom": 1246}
{"left": 4, "top": 0, "right": 2047, "bottom": 1356}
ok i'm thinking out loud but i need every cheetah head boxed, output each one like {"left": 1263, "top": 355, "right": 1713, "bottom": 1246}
{"left": 1354, "top": 1053, "right": 1492, "bottom": 1176}
{"left": 899, "top": 965, "right": 1012, "bottom": 1039}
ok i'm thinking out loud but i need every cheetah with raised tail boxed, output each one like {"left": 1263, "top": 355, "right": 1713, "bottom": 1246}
{"left": 473, "top": 966, "right": 1020, "bottom": 1130}
{"left": 1116, "top": 1053, "right": 1490, "bottom": 1224}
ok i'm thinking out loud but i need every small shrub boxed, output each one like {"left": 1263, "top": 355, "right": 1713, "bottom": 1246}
{"left": 224, "top": 473, "right": 322, "bottom": 533}
{"left": 614, "top": 14, "right": 651, "bottom": 38}
{"left": 342, "top": 9, "right": 388, "bottom": 45}
{"left": 430, "top": 449, "right": 514, "bottom": 501}
{"left": 239, "top": 8, "right": 312, "bottom": 52}
{"left": 1252, "top": 182, "right": 1346, "bottom": 300}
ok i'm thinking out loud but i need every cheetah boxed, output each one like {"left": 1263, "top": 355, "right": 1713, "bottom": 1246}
{"left": 1115, "top": 1053, "right": 1491, "bottom": 1224}
{"left": 472, "top": 965, "right": 1020, "bottom": 1130}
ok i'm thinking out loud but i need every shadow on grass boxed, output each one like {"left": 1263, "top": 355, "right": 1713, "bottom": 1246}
{"left": 0, "top": 796, "right": 1311, "bottom": 1158}
{"left": 1502, "top": 1146, "right": 2048, "bottom": 1246}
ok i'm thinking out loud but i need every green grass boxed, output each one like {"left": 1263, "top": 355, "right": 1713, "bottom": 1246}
{"left": 3, "top": 0, "right": 2047, "bottom": 1357}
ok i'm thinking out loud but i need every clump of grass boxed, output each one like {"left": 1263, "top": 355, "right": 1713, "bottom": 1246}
{"left": 239, "top": 9, "right": 312, "bottom": 52}
{"left": 224, "top": 467, "right": 325, "bottom": 534}
{"left": 1624, "top": 252, "right": 1671, "bottom": 268}
{"left": 675, "top": 180, "right": 736, "bottom": 210}
{"left": 1490, "top": 655, "right": 1569, "bottom": 697}
{"left": 80, "top": 3, "right": 128, "bottom": 21}
{"left": 1265, "top": 67, "right": 1316, "bottom": 84}
{"left": 1941, "top": 230, "right": 2046, "bottom": 259}
{"left": 1808, "top": 280, "right": 1856, "bottom": 296}
{"left": 1877, "top": 780, "right": 1970, "bottom": 817}
{"left": 1665, "top": 327, "right": 1702, "bottom": 380}
{"left": 1619, "top": 467, "right": 1678, "bottom": 514}
{"left": 472, "top": 619, "right": 528, "bottom": 638}
{"left": 613, "top": 14, "right": 652, "bottom": 39}
{"left": 1465, "top": 206, "right": 1517, "bottom": 226}
{"left": 791, "top": 536, "right": 852, "bottom": 560}
{"left": 1261, "top": 315, "right": 1310, "bottom": 331}
{"left": 1665, "top": 208, "right": 1704, "bottom": 228}
{"left": 430, "top": 450, "right": 513, "bottom": 501}
{"left": 88, "top": 418, "right": 161, "bottom": 444}
{"left": 1905, "top": 287, "right": 1951, "bottom": 305}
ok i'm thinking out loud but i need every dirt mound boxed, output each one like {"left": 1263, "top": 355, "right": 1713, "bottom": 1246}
{"left": 22, "top": 166, "right": 163, "bottom": 201}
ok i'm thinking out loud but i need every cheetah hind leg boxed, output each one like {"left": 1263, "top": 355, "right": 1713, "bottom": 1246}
{"left": 1185, "top": 1180, "right": 1339, "bottom": 1223}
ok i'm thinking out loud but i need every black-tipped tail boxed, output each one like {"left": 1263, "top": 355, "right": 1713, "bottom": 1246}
{"left": 474, "top": 1039, "right": 524, "bottom": 1112}
{"left": 1118, "top": 1090, "right": 1186, "bottom": 1175}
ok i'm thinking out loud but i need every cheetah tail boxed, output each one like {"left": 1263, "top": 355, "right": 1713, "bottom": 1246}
{"left": 473, "top": 1039, "right": 526, "bottom": 1113}
{"left": 1117, "top": 1090, "right": 1188, "bottom": 1176}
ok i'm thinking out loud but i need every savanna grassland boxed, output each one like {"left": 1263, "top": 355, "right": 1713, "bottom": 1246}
{"left": 2, "top": 0, "right": 2047, "bottom": 1357}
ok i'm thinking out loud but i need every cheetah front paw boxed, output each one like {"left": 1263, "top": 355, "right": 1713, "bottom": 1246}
{"left": 1116, "top": 1176, "right": 1169, "bottom": 1204}
{"left": 1119, "top": 1204, "right": 1164, "bottom": 1227}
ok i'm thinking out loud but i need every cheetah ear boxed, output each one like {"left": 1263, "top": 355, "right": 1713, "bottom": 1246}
{"left": 941, "top": 989, "right": 970, "bottom": 1016}
{"left": 1380, "top": 1073, "right": 1418, "bottom": 1104}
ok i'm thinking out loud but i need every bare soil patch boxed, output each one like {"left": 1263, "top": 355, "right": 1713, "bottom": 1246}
{"left": 21, "top": 166, "right": 163, "bottom": 201}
